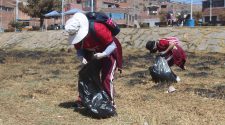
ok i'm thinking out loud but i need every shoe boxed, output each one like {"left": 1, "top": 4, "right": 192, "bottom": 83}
{"left": 113, "top": 104, "right": 117, "bottom": 109}
{"left": 74, "top": 100, "right": 84, "bottom": 110}
{"left": 176, "top": 76, "right": 181, "bottom": 82}
{"left": 167, "top": 86, "right": 176, "bottom": 93}
{"left": 112, "top": 101, "right": 117, "bottom": 109}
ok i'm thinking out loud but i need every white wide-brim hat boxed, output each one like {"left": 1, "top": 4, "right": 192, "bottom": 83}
{"left": 65, "top": 12, "right": 89, "bottom": 45}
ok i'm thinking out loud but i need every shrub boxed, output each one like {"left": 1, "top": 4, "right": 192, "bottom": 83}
{"left": 9, "top": 20, "right": 25, "bottom": 31}
{"left": 32, "top": 26, "right": 40, "bottom": 31}
{"left": 4, "top": 28, "right": 15, "bottom": 32}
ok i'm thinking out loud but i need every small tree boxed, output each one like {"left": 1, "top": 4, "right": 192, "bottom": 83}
{"left": 9, "top": 20, "right": 25, "bottom": 31}
{"left": 19, "top": 0, "right": 61, "bottom": 29}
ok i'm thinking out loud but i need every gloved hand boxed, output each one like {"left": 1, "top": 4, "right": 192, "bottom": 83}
{"left": 93, "top": 52, "right": 107, "bottom": 59}
{"left": 78, "top": 56, "right": 87, "bottom": 65}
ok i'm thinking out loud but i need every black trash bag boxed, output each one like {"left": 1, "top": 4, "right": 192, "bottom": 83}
{"left": 149, "top": 56, "right": 177, "bottom": 83}
{"left": 78, "top": 59, "right": 117, "bottom": 118}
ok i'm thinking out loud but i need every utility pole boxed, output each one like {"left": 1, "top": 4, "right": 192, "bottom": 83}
{"left": 16, "top": 0, "right": 18, "bottom": 22}
{"left": 190, "top": 0, "right": 193, "bottom": 19}
{"left": 209, "top": 0, "right": 212, "bottom": 22}
{"left": 61, "top": 0, "right": 64, "bottom": 29}
{"left": 15, "top": 0, "right": 19, "bottom": 32}
{"left": 0, "top": 0, "right": 2, "bottom": 31}
{"left": 91, "top": 0, "right": 94, "bottom": 12}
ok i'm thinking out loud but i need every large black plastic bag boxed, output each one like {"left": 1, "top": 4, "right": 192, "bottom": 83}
{"left": 149, "top": 56, "right": 176, "bottom": 83}
{"left": 78, "top": 59, "right": 116, "bottom": 118}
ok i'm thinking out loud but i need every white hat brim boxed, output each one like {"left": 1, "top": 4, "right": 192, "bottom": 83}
{"left": 68, "top": 13, "right": 89, "bottom": 45}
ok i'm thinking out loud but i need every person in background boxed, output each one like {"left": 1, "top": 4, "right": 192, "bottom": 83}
{"left": 176, "top": 13, "right": 184, "bottom": 26}
{"left": 65, "top": 12, "right": 121, "bottom": 108}
{"left": 167, "top": 13, "right": 172, "bottom": 26}
{"left": 146, "top": 37, "right": 187, "bottom": 93}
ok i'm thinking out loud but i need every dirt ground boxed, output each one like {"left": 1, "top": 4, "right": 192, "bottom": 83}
{"left": 0, "top": 49, "right": 225, "bottom": 125}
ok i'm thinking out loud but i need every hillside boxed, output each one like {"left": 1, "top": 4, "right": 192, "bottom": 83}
{"left": 0, "top": 27, "right": 225, "bottom": 53}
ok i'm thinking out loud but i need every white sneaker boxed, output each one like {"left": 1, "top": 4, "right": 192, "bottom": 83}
{"left": 176, "top": 76, "right": 181, "bottom": 82}
{"left": 167, "top": 86, "right": 176, "bottom": 93}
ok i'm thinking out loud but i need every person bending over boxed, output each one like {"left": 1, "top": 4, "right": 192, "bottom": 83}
{"left": 65, "top": 12, "right": 121, "bottom": 108}
{"left": 146, "top": 37, "right": 186, "bottom": 93}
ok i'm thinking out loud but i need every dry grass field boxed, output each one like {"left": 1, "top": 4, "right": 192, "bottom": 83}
{"left": 0, "top": 49, "right": 225, "bottom": 125}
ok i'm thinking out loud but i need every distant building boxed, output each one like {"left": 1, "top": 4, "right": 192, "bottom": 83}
{"left": 0, "top": 0, "right": 205, "bottom": 31}
{"left": 80, "top": 0, "right": 137, "bottom": 27}
{"left": 202, "top": 0, "right": 225, "bottom": 22}
{"left": 0, "top": 0, "right": 31, "bottom": 31}
{"left": 142, "top": 1, "right": 202, "bottom": 26}
{"left": 0, "top": 0, "right": 15, "bottom": 30}
{"left": 65, "top": 0, "right": 83, "bottom": 11}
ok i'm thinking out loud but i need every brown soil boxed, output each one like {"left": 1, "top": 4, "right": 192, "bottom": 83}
{"left": 0, "top": 49, "right": 225, "bottom": 125}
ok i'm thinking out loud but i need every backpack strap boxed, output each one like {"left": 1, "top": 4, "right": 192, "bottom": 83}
{"left": 89, "top": 21, "right": 101, "bottom": 42}
{"left": 89, "top": 21, "right": 95, "bottom": 35}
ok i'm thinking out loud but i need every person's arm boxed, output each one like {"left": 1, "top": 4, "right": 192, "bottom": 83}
{"left": 93, "top": 23, "right": 116, "bottom": 59}
{"left": 76, "top": 49, "right": 84, "bottom": 57}
{"left": 103, "top": 42, "right": 117, "bottom": 56}
{"left": 159, "top": 42, "right": 175, "bottom": 55}
{"left": 94, "top": 41, "right": 117, "bottom": 59}
{"left": 165, "top": 42, "right": 175, "bottom": 53}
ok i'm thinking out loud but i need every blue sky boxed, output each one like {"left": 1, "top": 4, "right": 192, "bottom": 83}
{"left": 171, "top": 0, "right": 203, "bottom": 4}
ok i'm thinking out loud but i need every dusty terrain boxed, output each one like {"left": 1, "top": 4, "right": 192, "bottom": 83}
{"left": 0, "top": 49, "right": 225, "bottom": 125}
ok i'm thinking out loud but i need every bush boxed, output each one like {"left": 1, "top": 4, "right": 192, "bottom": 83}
{"left": 32, "top": 26, "right": 40, "bottom": 31}
{"left": 4, "top": 28, "right": 15, "bottom": 32}
{"left": 9, "top": 20, "right": 24, "bottom": 31}
{"left": 140, "top": 23, "right": 149, "bottom": 28}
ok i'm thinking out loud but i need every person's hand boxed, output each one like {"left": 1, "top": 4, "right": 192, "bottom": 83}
{"left": 81, "top": 58, "right": 87, "bottom": 64}
{"left": 78, "top": 56, "right": 87, "bottom": 65}
{"left": 159, "top": 51, "right": 166, "bottom": 56}
{"left": 93, "top": 52, "right": 107, "bottom": 59}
